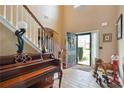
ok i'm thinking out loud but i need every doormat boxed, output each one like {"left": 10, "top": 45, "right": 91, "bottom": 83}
{"left": 72, "top": 65, "right": 92, "bottom": 72}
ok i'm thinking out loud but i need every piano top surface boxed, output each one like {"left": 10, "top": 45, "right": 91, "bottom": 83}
{"left": 0, "top": 59, "right": 54, "bottom": 73}
{"left": 0, "top": 65, "right": 58, "bottom": 88}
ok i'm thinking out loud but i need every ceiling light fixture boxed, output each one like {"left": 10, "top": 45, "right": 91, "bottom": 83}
{"left": 73, "top": 5, "right": 81, "bottom": 8}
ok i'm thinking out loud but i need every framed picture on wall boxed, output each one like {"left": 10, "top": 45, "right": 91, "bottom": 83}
{"left": 103, "top": 33, "right": 112, "bottom": 42}
{"left": 116, "top": 14, "right": 123, "bottom": 40}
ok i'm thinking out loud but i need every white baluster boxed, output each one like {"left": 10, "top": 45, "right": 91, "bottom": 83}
{"left": 51, "top": 38, "right": 53, "bottom": 53}
{"left": 53, "top": 40, "right": 54, "bottom": 52}
{"left": 41, "top": 28, "right": 43, "bottom": 50}
{"left": 16, "top": 5, "right": 18, "bottom": 29}
{"left": 33, "top": 21, "right": 35, "bottom": 44}
{"left": 54, "top": 42, "right": 57, "bottom": 58}
{"left": 49, "top": 37, "right": 50, "bottom": 52}
{"left": 44, "top": 33, "right": 45, "bottom": 50}
{"left": 10, "top": 5, "right": 13, "bottom": 24}
{"left": 38, "top": 28, "right": 40, "bottom": 48}
{"left": 21, "top": 6, "right": 23, "bottom": 21}
{"left": 43, "top": 29, "right": 45, "bottom": 46}
{"left": 28, "top": 16, "right": 30, "bottom": 38}
{"left": 40, "top": 28, "right": 42, "bottom": 50}
{"left": 3, "top": 5, "right": 6, "bottom": 19}
{"left": 51, "top": 38, "right": 53, "bottom": 52}
{"left": 35, "top": 25, "right": 38, "bottom": 47}
{"left": 30, "top": 20, "right": 33, "bottom": 43}
{"left": 29, "top": 16, "right": 32, "bottom": 40}
{"left": 55, "top": 44, "right": 58, "bottom": 58}
{"left": 36, "top": 27, "right": 38, "bottom": 47}
{"left": 50, "top": 38, "right": 51, "bottom": 52}
{"left": 32, "top": 21, "right": 34, "bottom": 44}
{"left": 47, "top": 34, "right": 48, "bottom": 52}
{"left": 46, "top": 33, "right": 48, "bottom": 51}
{"left": 47, "top": 36, "right": 49, "bottom": 52}
{"left": 44, "top": 31, "right": 46, "bottom": 50}
{"left": 53, "top": 39, "right": 54, "bottom": 54}
{"left": 30, "top": 17, "right": 33, "bottom": 42}
{"left": 48, "top": 35, "right": 49, "bottom": 52}
{"left": 50, "top": 37, "right": 51, "bottom": 52}
{"left": 48, "top": 37, "right": 50, "bottom": 52}
{"left": 45, "top": 32, "right": 47, "bottom": 52}
{"left": 25, "top": 12, "right": 28, "bottom": 38}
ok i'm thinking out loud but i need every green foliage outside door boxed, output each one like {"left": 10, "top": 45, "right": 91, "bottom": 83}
{"left": 78, "top": 47, "right": 83, "bottom": 61}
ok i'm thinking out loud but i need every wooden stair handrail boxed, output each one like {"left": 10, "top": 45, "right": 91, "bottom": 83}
{"left": 23, "top": 5, "right": 45, "bottom": 30}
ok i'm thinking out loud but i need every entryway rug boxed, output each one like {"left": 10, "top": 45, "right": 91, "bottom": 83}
{"left": 72, "top": 65, "right": 92, "bottom": 72}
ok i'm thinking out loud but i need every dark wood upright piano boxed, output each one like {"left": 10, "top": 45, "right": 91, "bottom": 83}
{"left": 0, "top": 53, "right": 62, "bottom": 88}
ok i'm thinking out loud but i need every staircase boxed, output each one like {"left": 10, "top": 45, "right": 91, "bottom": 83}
{"left": 0, "top": 5, "right": 60, "bottom": 58}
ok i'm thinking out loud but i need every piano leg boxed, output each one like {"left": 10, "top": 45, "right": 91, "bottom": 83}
{"left": 59, "top": 70, "right": 63, "bottom": 88}
{"left": 50, "top": 86, "right": 53, "bottom": 88}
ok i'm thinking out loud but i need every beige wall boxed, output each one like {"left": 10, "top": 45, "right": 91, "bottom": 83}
{"left": 0, "top": 23, "right": 37, "bottom": 56}
{"left": 62, "top": 5, "right": 118, "bottom": 62}
{"left": 117, "top": 6, "right": 124, "bottom": 83}
{"left": 28, "top": 5, "right": 64, "bottom": 47}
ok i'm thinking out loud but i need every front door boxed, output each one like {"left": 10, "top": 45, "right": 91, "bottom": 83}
{"left": 77, "top": 33, "right": 91, "bottom": 66}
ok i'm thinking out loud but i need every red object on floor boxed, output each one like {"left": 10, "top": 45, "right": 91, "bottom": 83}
{"left": 110, "top": 53, "right": 121, "bottom": 85}
{"left": 110, "top": 60, "right": 120, "bottom": 85}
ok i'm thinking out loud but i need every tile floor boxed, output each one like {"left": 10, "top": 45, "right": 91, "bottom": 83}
{"left": 53, "top": 66, "right": 100, "bottom": 88}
